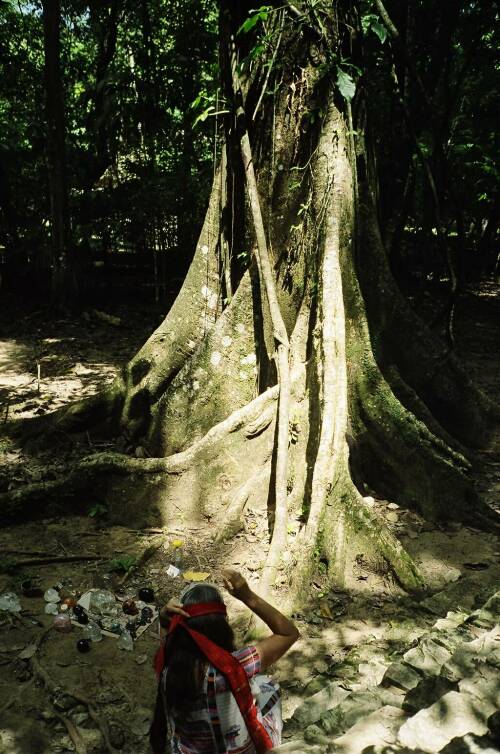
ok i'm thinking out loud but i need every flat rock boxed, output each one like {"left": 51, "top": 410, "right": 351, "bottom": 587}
{"left": 442, "top": 627, "right": 500, "bottom": 681}
{"left": 469, "top": 591, "right": 500, "bottom": 629}
{"left": 433, "top": 612, "right": 469, "bottom": 631}
{"left": 272, "top": 739, "right": 324, "bottom": 753}
{"left": 458, "top": 665, "right": 500, "bottom": 708}
{"left": 318, "top": 687, "right": 404, "bottom": 737}
{"left": 398, "top": 691, "right": 497, "bottom": 753}
{"left": 332, "top": 705, "right": 406, "bottom": 754}
{"left": 291, "top": 682, "right": 351, "bottom": 726}
{"left": 443, "top": 568, "right": 462, "bottom": 584}
{"left": 403, "top": 676, "right": 457, "bottom": 714}
{"left": 382, "top": 662, "right": 421, "bottom": 692}
{"left": 403, "top": 637, "right": 452, "bottom": 675}
{"left": 354, "top": 658, "right": 390, "bottom": 689}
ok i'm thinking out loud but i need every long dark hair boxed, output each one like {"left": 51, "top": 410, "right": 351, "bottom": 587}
{"left": 164, "top": 584, "right": 235, "bottom": 716}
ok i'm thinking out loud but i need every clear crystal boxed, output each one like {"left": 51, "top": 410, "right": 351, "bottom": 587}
{"left": 83, "top": 622, "right": 103, "bottom": 642}
{"left": 0, "top": 592, "right": 22, "bottom": 613}
{"left": 44, "top": 588, "right": 61, "bottom": 603}
{"left": 45, "top": 602, "right": 59, "bottom": 615}
{"left": 117, "top": 630, "right": 134, "bottom": 651}
{"left": 89, "top": 590, "right": 116, "bottom": 616}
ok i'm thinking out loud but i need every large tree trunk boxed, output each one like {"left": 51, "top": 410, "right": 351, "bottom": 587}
{"left": 6, "top": 1, "right": 498, "bottom": 606}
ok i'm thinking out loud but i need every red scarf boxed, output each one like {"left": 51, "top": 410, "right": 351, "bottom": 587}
{"left": 154, "top": 602, "right": 273, "bottom": 754}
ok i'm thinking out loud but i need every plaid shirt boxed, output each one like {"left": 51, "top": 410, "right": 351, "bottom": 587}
{"left": 164, "top": 646, "right": 281, "bottom": 754}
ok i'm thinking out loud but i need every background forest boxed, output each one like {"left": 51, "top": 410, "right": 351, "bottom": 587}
{"left": 0, "top": 0, "right": 498, "bottom": 309}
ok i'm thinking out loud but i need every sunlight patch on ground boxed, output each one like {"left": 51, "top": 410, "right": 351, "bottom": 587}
{"left": 0, "top": 336, "right": 118, "bottom": 419}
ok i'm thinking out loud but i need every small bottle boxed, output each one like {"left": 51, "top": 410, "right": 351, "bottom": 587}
{"left": 117, "top": 629, "right": 134, "bottom": 652}
{"left": 172, "top": 540, "right": 184, "bottom": 570}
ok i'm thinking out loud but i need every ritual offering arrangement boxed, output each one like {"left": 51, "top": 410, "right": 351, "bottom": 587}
{"left": 70, "top": 588, "right": 159, "bottom": 644}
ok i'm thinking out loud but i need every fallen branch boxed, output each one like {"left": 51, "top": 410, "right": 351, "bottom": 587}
{"left": 118, "top": 535, "right": 165, "bottom": 587}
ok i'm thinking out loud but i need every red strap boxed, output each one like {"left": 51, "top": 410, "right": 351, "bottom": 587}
{"left": 154, "top": 602, "right": 274, "bottom": 754}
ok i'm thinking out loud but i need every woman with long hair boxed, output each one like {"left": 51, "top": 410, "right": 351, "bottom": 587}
{"left": 150, "top": 569, "right": 299, "bottom": 754}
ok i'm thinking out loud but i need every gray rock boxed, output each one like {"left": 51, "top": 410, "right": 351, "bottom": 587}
{"left": 318, "top": 688, "right": 404, "bottom": 737}
{"left": 458, "top": 665, "right": 500, "bottom": 708}
{"left": 487, "top": 710, "right": 500, "bottom": 743}
{"left": 382, "top": 662, "right": 421, "bottom": 692}
{"left": 433, "top": 612, "right": 469, "bottom": 631}
{"left": 439, "top": 733, "right": 500, "bottom": 753}
{"left": 292, "top": 682, "right": 351, "bottom": 726}
{"left": 272, "top": 739, "right": 325, "bottom": 753}
{"left": 303, "top": 724, "right": 331, "bottom": 746}
{"left": 331, "top": 705, "right": 406, "bottom": 754}
{"left": 398, "top": 691, "right": 497, "bottom": 752}
{"left": 432, "top": 628, "right": 475, "bottom": 653}
{"left": 421, "top": 591, "right": 459, "bottom": 617}
{"left": 468, "top": 591, "right": 500, "bottom": 629}
{"left": 403, "top": 676, "right": 457, "bottom": 714}
{"left": 403, "top": 638, "right": 452, "bottom": 675}
{"left": 442, "top": 568, "right": 462, "bottom": 584}
{"left": 442, "top": 628, "right": 500, "bottom": 682}
{"left": 362, "top": 747, "right": 426, "bottom": 754}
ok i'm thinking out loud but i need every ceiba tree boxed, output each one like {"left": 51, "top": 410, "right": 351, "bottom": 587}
{"left": 5, "top": 0, "right": 498, "bottom": 607}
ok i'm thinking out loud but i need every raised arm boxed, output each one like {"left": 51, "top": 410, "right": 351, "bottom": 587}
{"left": 222, "top": 569, "right": 299, "bottom": 670}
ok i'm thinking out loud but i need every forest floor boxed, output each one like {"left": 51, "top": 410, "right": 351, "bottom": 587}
{"left": 0, "top": 281, "right": 499, "bottom": 754}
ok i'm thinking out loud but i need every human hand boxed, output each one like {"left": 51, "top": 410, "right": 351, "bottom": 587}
{"left": 221, "top": 569, "right": 252, "bottom": 602}
{"left": 159, "top": 598, "right": 189, "bottom": 627}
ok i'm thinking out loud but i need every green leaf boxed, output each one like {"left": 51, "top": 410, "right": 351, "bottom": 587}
{"left": 361, "top": 13, "right": 377, "bottom": 34}
{"left": 238, "top": 8, "right": 269, "bottom": 35}
{"left": 193, "top": 105, "right": 215, "bottom": 127}
{"left": 336, "top": 69, "right": 356, "bottom": 101}
{"left": 371, "top": 21, "right": 387, "bottom": 44}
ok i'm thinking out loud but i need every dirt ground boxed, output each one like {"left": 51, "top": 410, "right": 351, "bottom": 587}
{"left": 0, "top": 284, "right": 499, "bottom": 754}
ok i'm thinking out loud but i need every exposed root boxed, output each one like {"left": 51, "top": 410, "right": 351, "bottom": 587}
{"left": 31, "top": 654, "right": 117, "bottom": 754}
{"left": 342, "top": 483, "right": 426, "bottom": 593}
{"left": 214, "top": 464, "right": 271, "bottom": 543}
{"left": 56, "top": 714, "right": 87, "bottom": 754}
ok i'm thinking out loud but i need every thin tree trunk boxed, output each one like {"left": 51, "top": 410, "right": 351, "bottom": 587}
{"left": 42, "top": 0, "right": 75, "bottom": 310}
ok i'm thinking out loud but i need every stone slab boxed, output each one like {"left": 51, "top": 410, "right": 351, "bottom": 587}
{"left": 332, "top": 705, "right": 406, "bottom": 754}
{"left": 398, "top": 691, "right": 497, "bottom": 753}
{"left": 291, "top": 682, "right": 351, "bottom": 726}
{"left": 382, "top": 662, "right": 421, "bottom": 691}
{"left": 403, "top": 637, "right": 452, "bottom": 675}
